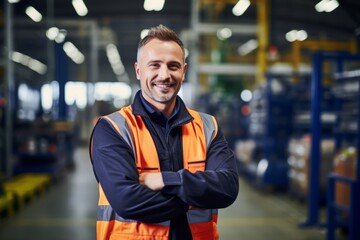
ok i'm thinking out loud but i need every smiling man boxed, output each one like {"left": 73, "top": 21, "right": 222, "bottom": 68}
{"left": 135, "top": 34, "right": 187, "bottom": 118}
{"left": 90, "top": 25, "right": 239, "bottom": 240}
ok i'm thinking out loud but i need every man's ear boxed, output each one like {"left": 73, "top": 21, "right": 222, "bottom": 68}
{"left": 134, "top": 62, "right": 140, "bottom": 80}
{"left": 182, "top": 63, "right": 188, "bottom": 81}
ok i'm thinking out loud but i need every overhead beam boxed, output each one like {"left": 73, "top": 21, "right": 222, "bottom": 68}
{"left": 196, "top": 23, "right": 257, "bottom": 35}
{"left": 198, "top": 63, "right": 256, "bottom": 75}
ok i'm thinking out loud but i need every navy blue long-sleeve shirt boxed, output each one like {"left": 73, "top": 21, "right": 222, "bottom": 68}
{"left": 91, "top": 91, "right": 239, "bottom": 239}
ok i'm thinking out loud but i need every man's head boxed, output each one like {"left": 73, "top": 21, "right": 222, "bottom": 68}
{"left": 135, "top": 25, "right": 187, "bottom": 116}
{"left": 137, "top": 24, "right": 186, "bottom": 62}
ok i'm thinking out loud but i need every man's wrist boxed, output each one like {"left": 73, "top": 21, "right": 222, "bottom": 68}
{"left": 161, "top": 171, "right": 181, "bottom": 186}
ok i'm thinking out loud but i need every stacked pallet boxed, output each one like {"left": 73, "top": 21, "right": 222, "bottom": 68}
{"left": 0, "top": 173, "right": 52, "bottom": 217}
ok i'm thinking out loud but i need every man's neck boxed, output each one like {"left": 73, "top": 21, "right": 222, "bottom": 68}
{"left": 153, "top": 101, "right": 175, "bottom": 119}
{"left": 140, "top": 93, "right": 176, "bottom": 119}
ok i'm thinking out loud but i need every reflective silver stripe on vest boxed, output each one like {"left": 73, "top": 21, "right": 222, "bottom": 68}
{"left": 198, "top": 112, "right": 216, "bottom": 150}
{"left": 106, "top": 111, "right": 135, "bottom": 155}
{"left": 97, "top": 205, "right": 170, "bottom": 226}
{"left": 187, "top": 209, "right": 212, "bottom": 224}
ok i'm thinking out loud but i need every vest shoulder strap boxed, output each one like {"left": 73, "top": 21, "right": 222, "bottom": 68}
{"left": 186, "top": 108, "right": 218, "bottom": 149}
{"left": 103, "top": 107, "right": 135, "bottom": 151}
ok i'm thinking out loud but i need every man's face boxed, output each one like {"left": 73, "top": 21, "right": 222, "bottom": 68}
{"left": 135, "top": 39, "right": 187, "bottom": 109}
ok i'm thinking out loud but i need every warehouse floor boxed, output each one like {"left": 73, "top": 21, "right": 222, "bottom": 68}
{"left": 0, "top": 147, "right": 348, "bottom": 240}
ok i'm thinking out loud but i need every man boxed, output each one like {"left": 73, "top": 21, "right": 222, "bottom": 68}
{"left": 90, "top": 24, "right": 239, "bottom": 240}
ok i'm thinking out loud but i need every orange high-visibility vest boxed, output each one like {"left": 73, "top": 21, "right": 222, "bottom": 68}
{"left": 93, "top": 105, "right": 219, "bottom": 240}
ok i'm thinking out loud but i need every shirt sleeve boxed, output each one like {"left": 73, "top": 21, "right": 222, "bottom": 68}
{"left": 161, "top": 125, "right": 239, "bottom": 209}
{"left": 91, "top": 118, "right": 189, "bottom": 223}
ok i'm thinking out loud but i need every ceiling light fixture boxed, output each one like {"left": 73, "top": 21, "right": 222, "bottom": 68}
{"left": 72, "top": 0, "right": 88, "bottom": 16}
{"left": 144, "top": 0, "right": 165, "bottom": 11}
{"left": 315, "top": 0, "right": 339, "bottom": 12}
{"left": 106, "top": 44, "right": 126, "bottom": 78}
{"left": 285, "top": 29, "right": 308, "bottom": 42}
{"left": 25, "top": 6, "right": 42, "bottom": 22}
{"left": 46, "top": 27, "right": 60, "bottom": 40}
{"left": 140, "top": 29, "right": 149, "bottom": 39}
{"left": 11, "top": 51, "right": 47, "bottom": 75}
{"left": 216, "top": 28, "right": 232, "bottom": 40}
{"left": 238, "top": 39, "right": 258, "bottom": 56}
{"left": 232, "top": 0, "right": 251, "bottom": 16}
{"left": 63, "top": 41, "right": 85, "bottom": 64}
{"left": 46, "top": 27, "right": 67, "bottom": 43}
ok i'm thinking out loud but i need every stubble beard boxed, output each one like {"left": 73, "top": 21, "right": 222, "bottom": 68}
{"left": 146, "top": 80, "right": 180, "bottom": 104}
{"left": 147, "top": 89, "right": 177, "bottom": 104}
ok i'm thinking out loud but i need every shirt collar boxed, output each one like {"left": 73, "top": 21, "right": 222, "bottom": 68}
{"left": 139, "top": 92, "right": 180, "bottom": 128}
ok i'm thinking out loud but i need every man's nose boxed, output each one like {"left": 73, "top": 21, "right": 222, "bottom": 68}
{"left": 158, "top": 66, "right": 170, "bottom": 80}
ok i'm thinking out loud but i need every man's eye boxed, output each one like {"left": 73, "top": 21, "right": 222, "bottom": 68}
{"left": 150, "top": 63, "right": 159, "bottom": 68}
{"left": 169, "top": 65, "right": 180, "bottom": 70}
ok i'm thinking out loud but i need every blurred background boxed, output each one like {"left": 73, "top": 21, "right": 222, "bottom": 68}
{"left": 0, "top": 0, "right": 359, "bottom": 239}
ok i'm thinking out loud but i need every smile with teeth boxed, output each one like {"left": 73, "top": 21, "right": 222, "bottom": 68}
{"left": 153, "top": 82, "right": 174, "bottom": 89}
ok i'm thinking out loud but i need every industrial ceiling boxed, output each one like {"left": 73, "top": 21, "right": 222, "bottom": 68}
{"left": 1, "top": 0, "right": 360, "bottom": 87}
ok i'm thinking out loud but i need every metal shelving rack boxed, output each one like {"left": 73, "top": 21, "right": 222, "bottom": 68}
{"left": 300, "top": 52, "right": 360, "bottom": 239}
{"left": 244, "top": 73, "right": 294, "bottom": 189}
{"left": 326, "top": 68, "right": 360, "bottom": 240}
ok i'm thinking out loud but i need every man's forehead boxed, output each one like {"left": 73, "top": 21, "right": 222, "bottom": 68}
{"left": 138, "top": 39, "right": 184, "bottom": 61}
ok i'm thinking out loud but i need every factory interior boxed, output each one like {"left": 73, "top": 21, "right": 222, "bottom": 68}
{"left": 0, "top": 0, "right": 360, "bottom": 239}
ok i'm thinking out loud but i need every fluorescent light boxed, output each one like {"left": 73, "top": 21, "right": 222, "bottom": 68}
{"left": 55, "top": 29, "right": 67, "bottom": 43}
{"left": 11, "top": 51, "right": 23, "bottom": 63}
{"left": 144, "top": 0, "right": 165, "bottom": 11}
{"left": 25, "top": 6, "right": 42, "bottom": 22}
{"left": 106, "top": 44, "right": 121, "bottom": 64}
{"left": 41, "top": 83, "right": 53, "bottom": 111}
{"left": 285, "top": 29, "right": 308, "bottom": 42}
{"left": 65, "top": 82, "right": 87, "bottom": 109}
{"left": 72, "top": 0, "right": 88, "bottom": 16}
{"left": 8, "top": 0, "right": 20, "bottom": 3}
{"left": 106, "top": 43, "right": 126, "bottom": 77}
{"left": 315, "top": 0, "right": 339, "bottom": 12}
{"left": 296, "top": 30, "right": 308, "bottom": 41}
{"left": 238, "top": 39, "right": 258, "bottom": 56}
{"left": 110, "top": 82, "right": 132, "bottom": 99}
{"left": 232, "top": 0, "right": 251, "bottom": 16}
{"left": 28, "top": 59, "right": 47, "bottom": 75}
{"left": 285, "top": 30, "right": 298, "bottom": 42}
{"left": 46, "top": 27, "right": 67, "bottom": 43}
{"left": 324, "top": 0, "right": 339, "bottom": 12}
{"left": 94, "top": 82, "right": 132, "bottom": 102}
{"left": 140, "top": 29, "right": 149, "bottom": 39}
{"left": 63, "top": 41, "right": 85, "bottom": 64}
{"left": 216, "top": 28, "right": 232, "bottom": 40}
{"left": 46, "top": 27, "right": 59, "bottom": 40}
{"left": 11, "top": 51, "right": 47, "bottom": 75}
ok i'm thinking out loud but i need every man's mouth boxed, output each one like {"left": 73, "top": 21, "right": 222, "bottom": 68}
{"left": 153, "top": 82, "right": 174, "bottom": 89}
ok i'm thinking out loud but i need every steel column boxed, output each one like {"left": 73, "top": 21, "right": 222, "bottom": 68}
{"left": 4, "top": 1, "right": 15, "bottom": 178}
{"left": 303, "top": 52, "right": 323, "bottom": 226}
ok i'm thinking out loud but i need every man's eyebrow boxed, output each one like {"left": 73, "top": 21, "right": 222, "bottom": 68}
{"left": 146, "top": 60, "right": 182, "bottom": 66}
{"left": 168, "top": 61, "right": 182, "bottom": 66}
{"left": 146, "top": 60, "right": 161, "bottom": 65}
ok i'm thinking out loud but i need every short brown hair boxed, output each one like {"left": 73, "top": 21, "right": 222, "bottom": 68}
{"left": 137, "top": 25, "right": 185, "bottom": 60}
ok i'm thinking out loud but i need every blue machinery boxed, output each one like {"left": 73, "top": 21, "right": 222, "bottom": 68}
{"left": 302, "top": 52, "right": 360, "bottom": 240}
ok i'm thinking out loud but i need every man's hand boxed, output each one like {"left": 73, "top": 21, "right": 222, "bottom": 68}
{"left": 139, "top": 172, "right": 165, "bottom": 191}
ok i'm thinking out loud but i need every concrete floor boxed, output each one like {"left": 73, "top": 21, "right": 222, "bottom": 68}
{"left": 0, "top": 147, "right": 347, "bottom": 240}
